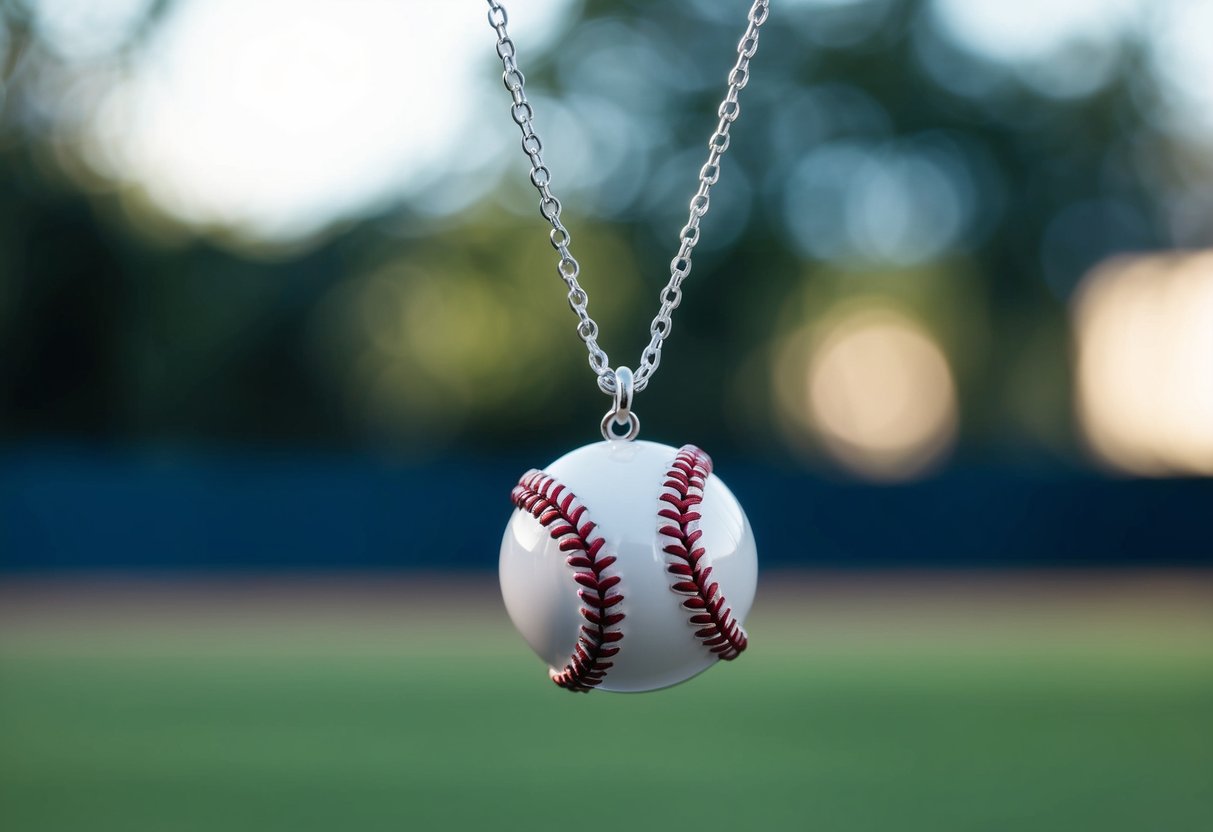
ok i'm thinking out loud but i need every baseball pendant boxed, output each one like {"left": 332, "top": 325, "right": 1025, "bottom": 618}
{"left": 500, "top": 439, "right": 758, "bottom": 693}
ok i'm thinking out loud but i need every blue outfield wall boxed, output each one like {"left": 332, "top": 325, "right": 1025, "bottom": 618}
{"left": 1, "top": 446, "right": 1210, "bottom": 571}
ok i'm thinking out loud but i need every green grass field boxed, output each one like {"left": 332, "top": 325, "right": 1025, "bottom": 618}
{"left": 2, "top": 574, "right": 1211, "bottom": 832}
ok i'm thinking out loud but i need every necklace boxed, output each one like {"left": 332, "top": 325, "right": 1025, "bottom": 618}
{"left": 489, "top": 0, "right": 768, "bottom": 693}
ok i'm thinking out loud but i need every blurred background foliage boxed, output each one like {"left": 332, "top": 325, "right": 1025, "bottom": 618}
{"left": 1, "top": 0, "right": 1210, "bottom": 480}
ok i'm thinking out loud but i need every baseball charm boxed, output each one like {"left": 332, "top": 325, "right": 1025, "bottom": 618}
{"left": 500, "top": 440, "right": 758, "bottom": 693}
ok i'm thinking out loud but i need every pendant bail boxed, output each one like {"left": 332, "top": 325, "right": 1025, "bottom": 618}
{"left": 601, "top": 366, "right": 640, "bottom": 441}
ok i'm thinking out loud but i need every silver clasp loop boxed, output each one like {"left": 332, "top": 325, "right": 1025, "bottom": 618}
{"left": 600, "top": 366, "right": 640, "bottom": 441}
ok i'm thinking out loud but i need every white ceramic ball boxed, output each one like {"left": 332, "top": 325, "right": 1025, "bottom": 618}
{"left": 500, "top": 439, "right": 758, "bottom": 692}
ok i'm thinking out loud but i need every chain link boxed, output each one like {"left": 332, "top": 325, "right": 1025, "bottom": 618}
{"left": 486, "top": 0, "right": 768, "bottom": 396}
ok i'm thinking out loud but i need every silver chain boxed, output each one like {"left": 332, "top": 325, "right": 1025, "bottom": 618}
{"left": 485, "top": 0, "right": 769, "bottom": 398}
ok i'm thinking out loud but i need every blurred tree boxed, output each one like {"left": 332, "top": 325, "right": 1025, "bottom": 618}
{"left": 0, "top": 0, "right": 1201, "bottom": 470}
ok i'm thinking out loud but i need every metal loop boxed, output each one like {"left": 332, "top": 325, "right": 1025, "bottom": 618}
{"left": 600, "top": 410, "right": 640, "bottom": 441}
{"left": 596, "top": 367, "right": 615, "bottom": 392}
{"left": 612, "top": 366, "right": 634, "bottom": 422}
{"left": 510, "top": 101, "right": 533, "bottom": 125}
{"left": 502, "top": 68, "right": 523, "bottom": 90}
{"left": 600, "top": 366, "right": 639, "bottom": 441}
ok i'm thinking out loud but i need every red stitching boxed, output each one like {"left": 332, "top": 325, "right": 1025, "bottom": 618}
{"left": 511, "top": 470, "right": 624, "bottom": 692}
{"left": 658, "top": 446, "right": 748, "bottom": 660}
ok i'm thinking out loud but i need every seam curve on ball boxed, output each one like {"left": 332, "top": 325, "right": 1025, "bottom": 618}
{"left": 511, "top": 470, "right": 624, "bottom": 692}
{"left": 658, "top": 445, "right": 748, "bottom": 660}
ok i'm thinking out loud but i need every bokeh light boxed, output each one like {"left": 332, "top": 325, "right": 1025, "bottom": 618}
{"left": 1147, "top": 1, "right": 1213, "bottom": 143}
{"left": 1073, "top": 251, "right": 1213, "bottom": 476}
{"left": 77, "top": 0, "right": 570, "bottom": 244}
{"left": 778, "top": 305, "right": 958, "bottom": 481}
{"left": 782, "top": 135, "right": 979, "bottom": 266}
{"left": 931, "top": 0, "right": 1135, "bottom": 64}
{"left": 31, "top": 0, "right": 155, "bottom": 61}
{"left": 925, "top": 0, "right": 1134, "bottom": 100}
